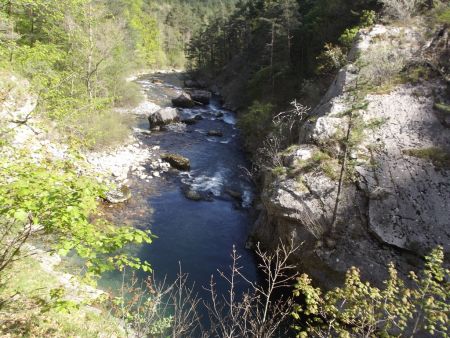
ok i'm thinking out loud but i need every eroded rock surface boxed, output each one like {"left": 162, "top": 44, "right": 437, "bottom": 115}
{"left": 253, "top": 24, "right": 450, "bottom": 287}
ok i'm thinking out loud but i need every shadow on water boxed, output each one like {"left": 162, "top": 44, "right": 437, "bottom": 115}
{"left": 100, "top": 72, "right": 263, "bottom": 329}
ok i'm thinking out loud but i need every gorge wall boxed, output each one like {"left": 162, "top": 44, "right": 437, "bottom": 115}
{"left": 251, "top": 23, "right": 450, "bottom": 287}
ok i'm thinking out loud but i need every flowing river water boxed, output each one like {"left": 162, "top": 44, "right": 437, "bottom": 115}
{"left": 100, "top": 72, "right": 260, "bottom": 307}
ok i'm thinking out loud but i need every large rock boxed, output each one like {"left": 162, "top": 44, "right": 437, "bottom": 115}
{"left": 188, "top": 90, "right": 212, "bottom": 104}
{"left": 172, "top": 92, "right": 195, "bottom": 108}
{"left": 148, "top": 107, "right": 179, "bottom": 129}
{"left": 252, "top": 24, "right": 450, "bottom": 288}
{"left": 161, "top": 153, "right": 190, "bottom": 171}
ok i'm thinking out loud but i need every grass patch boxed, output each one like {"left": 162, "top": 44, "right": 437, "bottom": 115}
{"left": 61, "top": 109, "right": 132, "bottom": 150}
{"left": 293, "top": 150, "right": 341, "bottom": 181}
{"left": 366, "top": 117, "right": 389, "bottom": 130}
{"left": 434, "top": 102, "right": 450, "bottom": 115}
{"left": 403, "top": 147, "right": 450, "bottom": 168}
{"left": 272, "top": 166, "right": 287, "bottom": 176}
{"left": 0, "top": 256, "right": 124, "bottom": 337}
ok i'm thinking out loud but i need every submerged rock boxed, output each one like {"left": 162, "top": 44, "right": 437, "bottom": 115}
{"left": 105, "top": 185, "right": 131, "bottom": 204}
{"left": 149, "top": 107, "right": 179, "bottom": 130}
{"left": 183, "top": 188, "right": 214, "bottom": 202}
{"left": 181, "top": 118, "right": 197, "bottom": 125}
{"left": 207, "top": 130, "right": 223, "bottom": 137}
{"left": 172, "top": 92, "right": 195, "bottom": 108}
{"left": 161, "top": 153, "right": 190, "bottom": 171}
{"left": 225, "top": 189, "right": 243, "bottom": 201}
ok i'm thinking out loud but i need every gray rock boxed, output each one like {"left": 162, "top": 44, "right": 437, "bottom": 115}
{"left": 161, "top": 153, "right": 190, "bottom": 171}
{"left": 172, "top": 92, "right": 195, "bottom": 108}
{"left": 188, "top": 90, "right": 212, "bottom": 104}
{"left": 207, "top": 130, "right": 223, "bottom": 137}
{"left": 225, "top": 189, "right": 243, "bottom": 201}
{"left": 149, "top": 107, "right": 179, "bottom": 129}
{"left": 252, "top": 24, "right": 450, "bottom": 288}
{"left": 181, "top": 118, "right": 197, "bottom": 125}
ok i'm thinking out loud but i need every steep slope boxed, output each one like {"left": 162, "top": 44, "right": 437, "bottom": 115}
{"left": 252, "top": 23, "right": 450, "bottom": 287}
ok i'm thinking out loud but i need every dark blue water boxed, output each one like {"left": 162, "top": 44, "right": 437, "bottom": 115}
{"left": 101, "top": 73, "right": 259, "bottom": 304}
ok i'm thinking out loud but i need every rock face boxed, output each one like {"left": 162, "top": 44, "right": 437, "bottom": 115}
{"left": 172, "top": 92, "right": 195, "bottom": 108}
{"left": 148, "top": 107, "right": 179, "bottom": 129}
{"left": 161, "top": 153, "right": 190, "bottom": 171}
{"left": 252, "top": 25, "right": 450, "bottom": 288}
{"left": 188, "top": 89, "right": 212, "bottom": 104}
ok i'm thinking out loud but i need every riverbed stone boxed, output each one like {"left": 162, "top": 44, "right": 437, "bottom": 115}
{"left": 161, "top": 153, "right": 190, "bottom": 171}
{"left": 149, "top": 107, "right": 180, "bottom": 129}
{"left": 207, "top": 130, "right": 223, "bottom": 137}
{"left": 172, "top": 92, "right": 195, "bottom": 108}
{"left": 188, "top": 89, "right": 212, "bottom": 104}
{"left": 105, "top": 185, "right": 131, "bottom": 204}
{"left": 181, "top": 118, "right": 197, "bottom": 125}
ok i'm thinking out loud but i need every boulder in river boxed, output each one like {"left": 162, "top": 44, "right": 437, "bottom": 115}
{"left": 161, "top": 153, "right": 190, "bottom": 171}
{"left": 225, "top": 189, "right": 243, "bottom": 202}
{"left": 183, "top": 188, "right": 214, "bottom": 202}
{"left": 149, "top": 107, "right": 179, "bottom": 130}
{"left": 207, "top": 130, "right": 223, "bottom": 137}
{"left": 181, "top": 118, "right": 197, "bottom": 125}
{"left": 172, "top": 92, "right": 195, "bottom": 108}
{"left": 187, "top": 90, "right": 212, "bottom": 105}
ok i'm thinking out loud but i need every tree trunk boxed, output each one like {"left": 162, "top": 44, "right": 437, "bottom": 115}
{"left": 86, "top": 2, "right": 94, "bottom": 103}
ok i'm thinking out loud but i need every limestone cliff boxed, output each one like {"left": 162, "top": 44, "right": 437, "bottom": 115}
{"left": 252, "top": 24, "right": 450, "bottom": 287}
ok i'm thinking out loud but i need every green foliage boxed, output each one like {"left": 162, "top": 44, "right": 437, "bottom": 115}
{"left": 272, "top": 166, "right": 287, "bottom": 176}
{"left": 293, "top": 247, "right": 449, "bottom": 337}
{"left": 0, "top": 256, "right": 125, "bottom": 337}
{"left": 436, "top": 6, "right": 450, "bottom": 24}
{"left": 316, "top": 43, "right": 346, "bottom": 75}
{"left": 403, "top": 147, "right": 450, "bottom": 169}
{"left": 0, "top": 151, "right": 153, "bottom": 281}
{"left": 238, "top": 101, "right": 274, "bottom": 149}
{"left": 434, "top": 102, "right": 450, "bottom": 115}
{"left": 339, "top": 27, "right": 360, "bottom": 48}
{"left": 360, "top": 9, "right": 377, "bottom": 27}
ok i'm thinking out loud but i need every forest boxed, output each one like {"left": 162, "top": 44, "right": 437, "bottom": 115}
{"left": 0, "top": 0, "right": 449, "bottom": 337}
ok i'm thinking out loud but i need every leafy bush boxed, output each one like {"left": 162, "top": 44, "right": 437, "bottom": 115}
{"left": 360, "top": 9, "right": 377, "bottom": 27}
{"left": 316, "top": 43, "right": 346, "bottom": 75}
{"left": 293, "top": 247, "right": 449, "bottom": 337}
{"left": 339, "top": 27, "right": 360, "bottom": 48}
{"left": 0, "top": 151, "right": 153, "bottom": 282}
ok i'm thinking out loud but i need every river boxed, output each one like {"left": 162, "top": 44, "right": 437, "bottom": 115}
{"left": 100, "top": 72, "right": 260, "bottom": 309}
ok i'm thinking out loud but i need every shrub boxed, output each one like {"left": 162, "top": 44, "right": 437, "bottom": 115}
{"left": 293, "top": 247, "right": 449, "bottom": 337}
{"left": 360, "top": 10, "right": 377, "bottom": 27}
{"left": 0, "top": 151, "right": 153, "bottom": 283}
{"left": 339, "top": 27, "right": 360, "bottom": 48}
{"left": 316, "top": 43, "right": 346, "bottom": 75}
{"left": 58, "top": 106, "right": 132, "bottom": 151}
{"left": 380, "top": 0, "right": 426, "bottom": 20}
{"left": 358, "top": 42, "right": 407, "bottom": 86}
